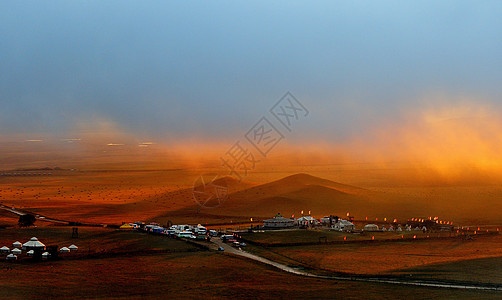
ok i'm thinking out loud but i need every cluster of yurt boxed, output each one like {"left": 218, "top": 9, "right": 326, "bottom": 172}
{"left": 2, "top": 237, "right": 79, "bottom": 261}
{"left": 1, "top": 238, "right": 44, "bottom": 261}
{"left": 60, "top": 244, "right": 78, "bottom": 253}
{"left": 381, "top": 225, "right": 405, "bottom": 232}
{"left": 2, "top": 240, "right": 30, "bottom": 261}
{"left": 1, "top": 237, "right": 80, "bottom": 261}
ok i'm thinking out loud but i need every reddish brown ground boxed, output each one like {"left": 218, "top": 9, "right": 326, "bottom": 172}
{"left": 252, "top": 234, "right": 502, "bottom": 276}
{"left": 1, "top": 251, "right": 500, "bottom": 299}
{"left": 2, "top": 169, "right": 502, "bottom": 226}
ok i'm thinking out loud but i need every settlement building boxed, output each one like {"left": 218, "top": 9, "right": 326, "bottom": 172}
{"left": 264, "top": 213, "right": 295, "bottom": 229}
{"left": 296, "top": 216, "right": 318, "bottom": 227}
{"left": 332, "top": 219, "right": 355, "bottom": 232}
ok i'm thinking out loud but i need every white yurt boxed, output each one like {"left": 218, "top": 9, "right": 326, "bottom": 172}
{"left": 0, "top": 246, "right": 10, "bottom": 253}
{"left": 11, "top": 248, "right": 22, "bottom": 255}
{"left": 363, "top": 224, "right": 379, "bottom": 231}
{"left": 381, "top": 226, "right": 387, "bottom": 232}
{"left": 26, "top": 250, "right": 34, "bottom": 257}
{"left": 12, "top": 241, "right": 22, "bottom": 248}
{"left": 68, "top": 245, "right": 78, "bottom": 252}
{"left": 42, "top": 252, "right": 50, "bottom": 259}
{"left": 23, "top": 237, "right": 46, "bottom": 251}
{"left": 60, "top": 247, "right": 70, "bottom": 253}
{"left": 6, "top": 254, "right": 17, "bottom": 261}
{"left": 388, "top": 226, "right": 394, "bottom": 232}
{"left": 396, "top": 226, "right": 403, "bottom": 232}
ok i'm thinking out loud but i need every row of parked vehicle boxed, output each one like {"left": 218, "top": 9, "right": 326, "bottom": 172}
{"left": 134, "top": 222, "right": 218, "bottom": 240}
{"left": 219, "top": 234, "right": 247, "bottom": 249}
{"left": 132, "top": 222, "right": 247, "bottom": 248}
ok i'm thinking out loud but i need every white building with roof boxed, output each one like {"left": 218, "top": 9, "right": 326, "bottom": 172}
{"left": 332, "top": 219, "right": 355, "bottom": 232}
{"left": 22, "top": 237, "right": 46, "bottom": 251}
{"left": 296, "top": 216, "right": 318, "bottom": 227}
{"left": 264, "top": 214, "right": 295, "bottom": 229}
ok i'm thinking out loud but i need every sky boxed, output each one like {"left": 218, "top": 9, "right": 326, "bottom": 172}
{"left": 1, "top": 1, "right": 502, "bottom": 173}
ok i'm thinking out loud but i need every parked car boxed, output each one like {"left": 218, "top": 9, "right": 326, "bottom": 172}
{"left": 177, "top": 231, "right": 195, "bottom": 239}
{"left": 221, "top": 234, "right": 236, "bottom": 243}
{"left": 196, "top": 234, "right": 207, "bottom": 240}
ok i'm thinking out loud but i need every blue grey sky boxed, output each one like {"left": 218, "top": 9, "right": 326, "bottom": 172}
{"left": 1, "top": 1, "right": 502, "bottom": 143}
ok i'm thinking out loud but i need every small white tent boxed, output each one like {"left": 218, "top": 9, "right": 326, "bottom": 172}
{"left": 0, "top": 246, "right": 10, "bottom": 253}
{"left": 26, "top": 250, "right": 34, "bottom": 257}
{"left": 12, "top": 241, "right": 22, "bottom": 248}
{"left": 364, "top": 224, "right": 379, "bottom": 231}
{"left": 11, "top": 248, "right": 22, "bottom": 255}
{"left": 60, "top": 247, "right": 70, "bottom": 253}
{"left": 42, "top": 252, "right": 50, "bottom": 259}
{"left": 68, "top": 245, "right": 78, "bottom": 252}
{"left": 6, "top": 254, "right": 17, "bottom": 261}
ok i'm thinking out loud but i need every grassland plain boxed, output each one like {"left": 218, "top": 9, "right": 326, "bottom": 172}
{"left": 240, "top": 231, "right": 502, "bottom": 283}
{"left": 2, "top": 170, "right": 502, "bottom": 226}
{"left": 2, "top": 169, "right": 502, "bottom": 299}
{"left": 1, "top": 250, "right": 501, "bottom": 299}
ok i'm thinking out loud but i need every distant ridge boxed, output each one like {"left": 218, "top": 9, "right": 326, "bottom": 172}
{"left": 271, "top": 173, "right": 369, "bottom": 194}
{"left": 162, "top": 173, "right": 376, "bottom": 217}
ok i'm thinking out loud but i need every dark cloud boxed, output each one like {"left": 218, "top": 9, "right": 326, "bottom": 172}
{"left": 1, "top": 1, "right": 502, "bottom": 142}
